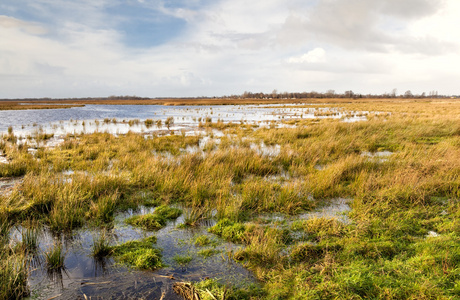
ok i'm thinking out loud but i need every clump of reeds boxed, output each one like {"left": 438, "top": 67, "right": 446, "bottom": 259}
{"left": 45, "top": 242, "right": 65, "bottom": 270}
{"left": 91, "top": 232, "right": 112, "bottom": 258}
{"left": 0, "top": 254, "right": 29, "bottom": 299}
{"left": 144, "top": 119, "right": 154, "bottom": 128}
{"left": 18, "top": 226, "right": 39, "bottom": 254}
{"left": 165, "top": 117, "right": 174, "bottom": 130}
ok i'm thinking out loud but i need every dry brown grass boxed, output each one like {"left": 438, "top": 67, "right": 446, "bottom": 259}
{"left": 3, "top": 97, "right": 455, "bottom": 110}
{"left": 0, "top": 102, "right": 84, "bottom": 110}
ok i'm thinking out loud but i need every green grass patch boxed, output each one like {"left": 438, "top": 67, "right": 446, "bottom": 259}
{"left": 125, "top": 205, "right": 182, "bottom": 230}
{"left": 194, "top": 278, "right": 265, "bottom": 300}
{"left": 197, "top": 248, "right": 220, "bottom": 258}
{"left": 110, "top": 236, "right": 162, "bottom": 270}
{"left": 173, "top": 254, "right": 193, "bottom": 265}
{"left": 194, "top": 235, "right": 215, "bottom": 247}
{"left": 45, "top": 243, "right": 65, "bottom": 270}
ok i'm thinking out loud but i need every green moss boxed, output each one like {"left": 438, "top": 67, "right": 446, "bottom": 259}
{"left": 110, "top": 236, "right": 162, "bottom": 270}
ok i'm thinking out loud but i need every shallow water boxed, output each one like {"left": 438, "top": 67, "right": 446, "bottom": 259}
{"left": 298, "top": 197, "right": 351, "bottom": 224}
{"left": 0, "top": 104, "right": 367, "bottom": 138}
{"left": 361, "top": 150, "right": 393, "bottom": 162}
{"left": 1, "top": 104, "right": 363, "bottom": 299}
{"left": 11, "top": 206, "right": 255, "bottom": 299}
{"left": 0, "top": 176, "right": 23, "bottom": 196}
{"left": 256, "top": 198, "right": 352, "bottom": 225}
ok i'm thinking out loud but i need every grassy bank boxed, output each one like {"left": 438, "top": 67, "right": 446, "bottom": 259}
{"left": 0, "top": 99, "right": 459, "bottom": 298}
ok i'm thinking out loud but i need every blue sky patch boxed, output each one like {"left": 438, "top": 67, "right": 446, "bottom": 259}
{"left": 105, "top": 3, "right": 186, "bottom": 48}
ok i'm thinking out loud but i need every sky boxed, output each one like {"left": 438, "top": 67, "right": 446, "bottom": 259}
{"left": 0, "top": 0, "right": 459, "bottom": 98}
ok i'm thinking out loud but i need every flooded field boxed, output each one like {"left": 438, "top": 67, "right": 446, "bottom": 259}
{"left": 0, "top": 104, "right": 368, "bottom": 138}
{"left": 11, "top": 206, "right": 256, "bottom": 299}
{"left": 1, "top": 99, "right": 459, "bottom": 299}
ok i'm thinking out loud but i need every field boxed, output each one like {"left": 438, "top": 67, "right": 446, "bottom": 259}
{"left": 0, "top": 97, "right": 444, "bottom": 110}
{"left": 1, "top": 98, "right": 460, "bottom": 299}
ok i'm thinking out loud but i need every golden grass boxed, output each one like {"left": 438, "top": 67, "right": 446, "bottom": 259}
{"left": 1, "top": 98, "right": 460, "bottom": 299}
{"left": 2, "top": 97, "right": 457, "bottom": 110}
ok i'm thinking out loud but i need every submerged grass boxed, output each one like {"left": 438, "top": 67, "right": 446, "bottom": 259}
{"left": 91, "top": 232, "right": 112, "bottom": 258}
{"left": 0, "top": 217, "right": 29, "bottom": 299}
{"left": 44, "top": 242, "right": 65, "bottom": 270}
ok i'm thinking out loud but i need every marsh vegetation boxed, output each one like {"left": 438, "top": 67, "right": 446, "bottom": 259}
{"left": 0, "top": 99, "right": 460, "bottom": 299}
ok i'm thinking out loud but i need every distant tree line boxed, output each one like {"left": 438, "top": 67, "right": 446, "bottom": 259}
{"left": 0, "top": 95, "right": 151, "bottom": 102}
{"left": 0, "top": 90, "right": 457, "bottom": 102}
{"left": 223, "top": 89, "right": 455, "bottom": 100}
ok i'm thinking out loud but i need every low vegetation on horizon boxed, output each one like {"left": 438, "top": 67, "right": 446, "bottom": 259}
{"left": 0, "top": 90, "right": 457, "bottom": 111}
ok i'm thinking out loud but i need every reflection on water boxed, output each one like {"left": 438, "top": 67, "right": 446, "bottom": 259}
{"left": 11, "top": 205, "right": 255, "bottom": 299}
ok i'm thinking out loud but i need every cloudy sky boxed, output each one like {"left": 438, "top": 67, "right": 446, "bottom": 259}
{"left": 1, "top": 0, "right": 459, "bottom": 98}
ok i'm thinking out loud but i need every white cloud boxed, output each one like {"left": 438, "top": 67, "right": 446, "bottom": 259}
{"left": 0, "top": 15, "right": 48, "bottom": 35}
{"left": 1, "top": 0, "right": 460, "bottom": 98}
{"left": 287, "top": 48, "right": 326, "bottom": 64}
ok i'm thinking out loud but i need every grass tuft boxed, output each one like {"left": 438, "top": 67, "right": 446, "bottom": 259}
{"left": 45, "top": 242, "right": 65, "bottom": 270}
{"left": 126, "top": 205, "right": 182, "bottom": 230}
{"left": 91, "top": 232, "right": 112, "bottom": 258}
{"left": 110, "top": 236, "right": 162, "bottom": 270}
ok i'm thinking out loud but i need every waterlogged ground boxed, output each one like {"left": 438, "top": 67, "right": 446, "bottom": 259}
{"left": 0, "top": 103, "right": 356, "bottom": 298}
{"left": 12, "top": 206, "right": 254, "bottom": 299}
{"left": 9, "top": 200, "right": 350, "bottom": 299}
{"left": 3, "top": 100, "right": 459, "bottom": 299}
{"left": 0, "top": 104, "right": 368, "bottom": 138}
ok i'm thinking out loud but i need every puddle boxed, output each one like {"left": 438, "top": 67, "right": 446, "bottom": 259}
{"left": 11, "top": 206, "right": 256, "bottom": 299}
{"left": 361, "top": 151, "right": 393, "bottom": 162}
{"left": 0, "top": 149, "right": 8, "bottom": 164}
{"left": 0, "top": 176, "right": 23, "bottom": 196}
{"left": 297, "top": 198, "right": 351, "bottom": 224}
{"left": 361, "top": 151, "right": 393, "bottom": 157}
{"left": 426, "top": 231, "right": 439, "bottom": 238}
{"left": 255, "top": 198, "right": 352, "bottom": 227}
{"left": 250, "top": 142, "right": 281, "bottom": 158}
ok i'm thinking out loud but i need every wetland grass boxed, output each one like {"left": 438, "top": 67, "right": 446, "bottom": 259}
{"left": 0, "top": 217, "right": 29, "bottom": 299}
{"left": 0, "top": 99, "right": 460, "bottom": 298}
{"left": 44, "top": 243, "right": 65, "bottom": 270}
{"left": 126, "top": 205, "right": 182, "bottom": 230}
{"left": 0, "top": 254, "right": 29, "bottom": 300}
{"left": 173, "top": 254, "right": 193, "bottom": 265}
{"left": 18, "top": 226, "right": 39, "bottom": 254}
{"left": 194, "top": 235, "right": 214, "bottom": 247}
{"left": 110, "top": 236, "right": 162, "bottom": 270}
{"left": 91, "top": 232, "right": 112, "bottom": 258}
